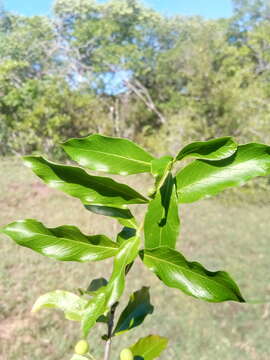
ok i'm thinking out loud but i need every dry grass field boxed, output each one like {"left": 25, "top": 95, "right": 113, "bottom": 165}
{"left": 0, "top": 157, "right": 270, "bottom": 360}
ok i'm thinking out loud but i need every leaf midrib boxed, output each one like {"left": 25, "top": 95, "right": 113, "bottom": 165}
{"left": 45, "top": 176, "right": 146, "bottom": 204}
{"left": 18, "top": 229, "right": 119, "bottom": 251}
{"left": 56, "top": 175, "right": 146, "bottom": 203}
{"left": 66, "top": 146, "right": 152, "bottom": 167}
{"left": 145, "top": 251, "right": 238, "bottom": 298}
{"left": 31, "top": 158, "right": 147, "bottom": 202}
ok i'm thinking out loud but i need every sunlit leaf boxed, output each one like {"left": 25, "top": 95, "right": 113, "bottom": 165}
{"left": 176, "top": 143, "right": 270, "bottom": 203}
{"left": 130, "top": 335, "right": 168, "bottom": 360}
{"left": 151, "top": 155, "right": 173, "bottom": 184}
{"left": 62, "top": 134, "right": 154, "bottom": 175}
{"left": 32, "top": 290, "right": 87, "bottom": 321}
{"left": 23, "top": 156, "right": 147, "bottom": 208}
{"left": 140, "top": 247, "right": 245, "bottom": 303}
{"left": 176, "top": 137, "right": 238, "bottom": 161}
{"left": 1, "top": 219, "right": 119, "bottom": 262}
{"left": 144, "top": 173, "right": 180, "bottom": 249}
{"left": 82, "top": 236, "right": 140, "bottom": 336}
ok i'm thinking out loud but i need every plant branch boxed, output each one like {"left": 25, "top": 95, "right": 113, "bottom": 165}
{"left": 124, "top": 78, "right": 166, "bottom": 126}
{"left": 103, "top": 302, "right": 119, "bottom": 360}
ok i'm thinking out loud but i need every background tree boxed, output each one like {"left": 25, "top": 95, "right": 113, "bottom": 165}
{"left": 1, "top": 0, "right": 270, "bottom": 156}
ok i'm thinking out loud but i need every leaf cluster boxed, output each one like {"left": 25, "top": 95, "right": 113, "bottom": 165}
{"left": 2, "top": 134, "right": 270, "bottom": 351}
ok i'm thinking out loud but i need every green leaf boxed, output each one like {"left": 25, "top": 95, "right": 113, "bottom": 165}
{"left": 130, "top": 335, "right": 168, "bottom": 360}
{"left": 140, "top": 247, "right": 245, "bottom": 303}
{"left": 113, "top": 287, "right": 154, "bottom": 335}
{"left": 85, "top": 205, "right": 137, "bottom": 229}
{"left": 32, "top": 290, "right": 87, "bottom": 321}
{"left": 176, "top": 137, "right": 238, "bottom": 161}
{"left": 176, "top": 143, "right": 270, "bottom": 203}
{"left": 81, "top": 290, "right": 107, "bottom": 337}
{"left": 82, "top": 236, "right": 140, "bottom": 337}
{"left": 23, "top": 156, "right": 147, "bottom": 208}
{"left": 87, "top": 278, "right": 108, "bottom": 292}
{"left": 117, "top": 227, "right": 136, "bottom": 245}
{"left": 62, "top": 134, "right": 155, "bottom": 175}
{"left": 1, "top": 219, "right": 119, "bottom": 262}
{"left": 151, "top": 155, "right": 173, "bottom": 183}
{"left": 144, "top": 173, "right": 180, "bottom": 249}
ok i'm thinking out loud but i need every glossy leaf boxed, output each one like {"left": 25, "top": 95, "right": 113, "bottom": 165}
{"left": 103, "top": 236, "right": 140, "bottom": 306}
{"left": 1, "top": 219, "right": 119, "bottom": 262}
{"left": 116, "top": 227, "right": 137, "bottom": 245}
{"left": 87, "top": 278, "right": 108, "bottom": 292}
{"left": 81, "top": 290, "right": 107, "bottom": 337}
{"left": 32, "top": 290, "right": 87, "bottom": 321}
{"left": 62, "top": 134, "right": 154, "bottom": 175}
{"left": 176, "top": 137, "right": 238, "bottom": 161}
{"left": 176, "top": 143, "right": 270, "bottom": 203}
{"left": 144, "top": 173, "right": 180, "bottom": 249}
{"left": 113, "top": 287, "right": 154, "bottom": 335}
{"left": 140, "top": 247, "right": 245, "bottom": 303}
{"left": 82, "top": 236, "right": 140, "bottom": 336}
{"left": 85, "top": 205, "right": 137, "bottom": 229}
{"left": 130, "top": 335, "right": 168, "bottom": 360}
{"left": 151, "top": 155, "right": 173, "bottom": 185}
{"left": 23, "top": 156, "right": 147, "bottom": 208}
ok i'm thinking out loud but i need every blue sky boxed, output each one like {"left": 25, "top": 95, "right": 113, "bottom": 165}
{"left": 3, "top": 0, "right": 233, "bottom": 18}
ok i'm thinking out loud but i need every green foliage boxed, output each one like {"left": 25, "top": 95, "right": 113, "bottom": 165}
{"left": 176, "top": 143, "right": 270, "bottom": 203}
{"left": 62, "top": 134, "right": 154, "bottom": 175}
{"left": 0, "top": 75, "right": 110, "bottom": 155}
{"left": 32, "top": 290, "right": 88, "bottom": 321}
{"left": 23, "top": 155, "right": 147, "bottom": 207}
{"left": 1, "top": 134, "right": 270, "bottom": 358}
{"left": 2, "top": 1, "right": 270, "bottom": 156}
{"left": 144, "top": 173, "right": 180, "bottom": 249}
{"left": 2, "top": 219, "right": 119, "bottom": 262}
{"left": 113, "top": 287, "right": 154, "bottom": 335}
{"left": 176, "top": 137, "right": 238, "bottom": 161}
{"left": 140, "top": 247, "right": 245, "bottom": 302}
{"left": 130, "top": 335, "right": 168, "bottom": 360}
{"left": 81, "top": 235, "right": 140, "bottom": 337}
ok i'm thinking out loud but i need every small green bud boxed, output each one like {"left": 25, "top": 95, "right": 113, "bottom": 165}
{"left": 120, "top": 348, "right": 133, "bottom": 360}
{"left": 74, "top": 339, "right": 89, "bottom": 355}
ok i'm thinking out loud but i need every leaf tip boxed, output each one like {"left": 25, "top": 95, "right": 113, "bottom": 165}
{"left": 22, "top": 155, "right": 41, "bottom": 169}
{"left": 31, "top": 303, "right": 40, "bottom": 313}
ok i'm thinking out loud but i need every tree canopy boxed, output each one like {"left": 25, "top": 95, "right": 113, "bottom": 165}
{"left": 1, "top": 0, "right": 270, "bottom": 155}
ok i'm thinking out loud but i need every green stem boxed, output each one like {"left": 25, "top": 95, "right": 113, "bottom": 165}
{"left": 103, "top": 219, "right": 143, "bottom": 360}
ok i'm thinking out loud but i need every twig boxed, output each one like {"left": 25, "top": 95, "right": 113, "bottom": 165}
{"left": 103, "top": 302, "right": 119, "bottom": 360}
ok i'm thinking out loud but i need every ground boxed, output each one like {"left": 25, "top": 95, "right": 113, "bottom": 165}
{"left": 0, "top": 157, "right": 270, "bottom": 360}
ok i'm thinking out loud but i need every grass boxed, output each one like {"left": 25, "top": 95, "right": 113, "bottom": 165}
{"left": 0, "top": 156, "right": 270, "bottom": 360}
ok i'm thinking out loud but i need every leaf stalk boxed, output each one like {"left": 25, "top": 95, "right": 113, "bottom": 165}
{"left": 103, "top": 302, "right": 119, "bottom": 360}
